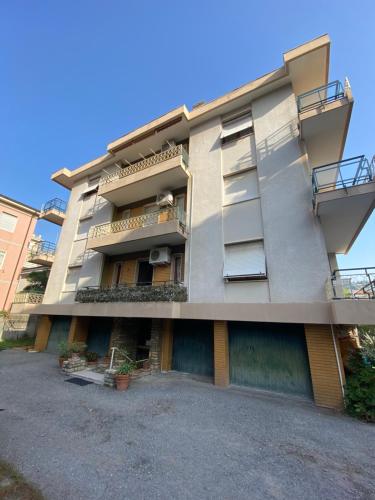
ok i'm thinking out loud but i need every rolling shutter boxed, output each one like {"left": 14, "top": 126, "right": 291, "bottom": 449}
{"left": 224, "top": 241, "right": 266, "bottom": 278}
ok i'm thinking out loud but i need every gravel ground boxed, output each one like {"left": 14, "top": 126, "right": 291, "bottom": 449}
{"left": 0, "top": 350, "right": 374, "bottom": 500}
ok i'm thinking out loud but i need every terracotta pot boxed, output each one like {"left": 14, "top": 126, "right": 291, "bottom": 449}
{"left": 115, "top": 374, "right": 130, "bottom": 391}
{"left": 87, "top": 360, "right": 98, "bottom": 367}
{"left": 59, "top": 357, "right": 68, "bottom": 368}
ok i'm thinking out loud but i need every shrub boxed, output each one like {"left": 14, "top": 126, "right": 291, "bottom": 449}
{"left": 345, "top": 351, "right": 375, "bottom": 423}
{"left": 57, "top": 341, "right": 70, "bottom": 358}
{"left": 70, "top": 342, "right": 87, "bottom": 354}
{"left": 116, "top": 360, "right": 136, "bottom": 376}
{"left": 85, "top": 351, "right": 98, "bottom": 362}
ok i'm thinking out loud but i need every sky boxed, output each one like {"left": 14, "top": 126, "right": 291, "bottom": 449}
{"left": 1, "top": 0, "right": 374, "bottom": 269}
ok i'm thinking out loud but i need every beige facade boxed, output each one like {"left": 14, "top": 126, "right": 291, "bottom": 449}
{"left": 32, "top": 35, "right": 375, "bottom": 409}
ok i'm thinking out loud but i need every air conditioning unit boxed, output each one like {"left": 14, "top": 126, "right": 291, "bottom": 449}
{"left": 161, "top": 139, "right": 176, "bottom": 151}
{"left": 156, "top": 190, "right": 173, "bottom": 207}
{"left": 149, "top": 247, "right": 171, "bottom": 266}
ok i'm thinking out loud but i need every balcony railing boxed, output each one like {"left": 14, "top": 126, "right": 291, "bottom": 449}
{"left": 99, "top": 145, "right": 189, "bottom": 186}
{"left": 13, "top": 292, "right": 44, "bottom": 304}
{"left": 312, "top": 155, "right": 375, "bottom": 194}
{"left": 88, "top": 206, "right": 186, "bottom": 240}
{"left": 330, "top": 268, "right": 375, "bottom": 300}
{"left": 28, "top": 241, "right": 56, "bottom": 258}
{"left": 75, "top": 281, "right": 188, "bottom": 303}
{"left": 41, "top": 198, "right": 67, "bottom": 214}
{"left": 297, "top": 80, "right": 346, "bottom": 113}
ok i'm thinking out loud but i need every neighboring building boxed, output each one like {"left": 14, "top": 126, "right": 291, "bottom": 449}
{"left": 0, "top": 194, "right": 39, "bottom": 311}
{"left": 32, "top": 35, "right": 375, "bottom": 410}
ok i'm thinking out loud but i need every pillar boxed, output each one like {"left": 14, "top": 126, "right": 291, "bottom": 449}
{"left": 67, "top": 316, "right": 89, "bottom": 345}
{"left": 110, "top": 318, "right": 137, "bottom": 360}
{"left": 214, "top": 320, "right": 229, "bottom": 387}
{"left": 305, "top": 324, "right": 345, "bottom": 410}
{"left": 160, "top": 319, "right": 173, "bottom": 371}
{"left": 149, "top": 318, "right": 162, "bottom": 372}
{"left": 34, "top": 315, "right": 52, "bottom": 351}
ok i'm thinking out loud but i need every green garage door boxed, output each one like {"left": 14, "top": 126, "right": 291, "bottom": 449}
{"left": 229, "top": 322, "right": 312, "bottom": 398}
{"left": 46, "top": 316, "right": 71, "bottom": 354}
{"left": 172, "top": 320, "right": 213, "bottom": 377}
{"left": 86, "top": 318, "right": 112, "bottom": 357}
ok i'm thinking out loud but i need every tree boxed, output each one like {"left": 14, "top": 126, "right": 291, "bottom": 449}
{"left": 23, "top": 270, "right": 49, "bottom": 293}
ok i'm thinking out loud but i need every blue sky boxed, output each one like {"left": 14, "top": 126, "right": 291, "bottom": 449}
{"left": 1, "top": 0, "right": 374, "bottom": 268}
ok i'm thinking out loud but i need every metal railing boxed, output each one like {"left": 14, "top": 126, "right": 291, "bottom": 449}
{"left": 88, "top": 206, "right": 186, "bottom": 240}
{"left": 99, "top": 145, "right": 189, "bottom": 187}
{"left": 28, "top": 241, "right": 56, "bottom": 259}
{"left": 331, "top": 268, "right": 375, "bottom": 300}
{"left": 41, "top": 198, "right": 67, "bottom": 214}
{"left": 13, "top": 292, "right": 44, "bottom": 304}
{"left": 109, "top": 346, "right": 148, "bottom": 371}
{"left": 312, "top": 155, "right": 374, "bottom": 194}
{"left": 297, "top": 80, "right": 345, "bottom": 113}
{"left": 76, "top": 280, "right": 188, "bottom": 303}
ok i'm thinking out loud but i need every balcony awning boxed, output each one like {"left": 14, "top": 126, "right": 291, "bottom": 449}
{"left": 221, "top": 114, "right": 253, "bottom": 139}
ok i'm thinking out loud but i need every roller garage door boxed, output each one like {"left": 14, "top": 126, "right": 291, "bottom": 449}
{"left": 229, "top": 322, "right": 312, "bottom": 398}
{"left": 172, "top": 320, "right": 213, "bottom": 377}
{"left": 46, "top": 316, "right": 71, "bottom": 354}
{"left": 86, "top": 317, "right": 112, "bottom": 357}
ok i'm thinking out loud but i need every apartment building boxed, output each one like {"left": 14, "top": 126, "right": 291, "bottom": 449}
{"left": 0, "top": 194, "right": 39, "bottom": 311}
{"left": 31, "top": 35, "right": 375, "bottom": 409}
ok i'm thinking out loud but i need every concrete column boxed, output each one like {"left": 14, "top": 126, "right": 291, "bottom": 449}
{"left": 305, "top": 324, "right": 345, "bottom": 410}
{"left": 67, "top": 316, "right": 89, "bottom": 345}
{"left": 34, "top": 315, "right": 52, "bottom": 351}
{"left": 149, "top": 318, "right": 162, "bottom": 372}
{"left": 160, "top": 319, "right": 173, "bottom": 371}
{"left": 214, "top": 320, "right": 229, "bottom": 387}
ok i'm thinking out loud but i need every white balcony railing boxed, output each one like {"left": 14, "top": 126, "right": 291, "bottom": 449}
{"left": 99, "top": 145, "right": 189, "bottom": 187}
{"left": 13, "top": 292, "right": 44, "bottom": 304}
{"left": 88, "top": 206, "right": 186, "bottom": 240}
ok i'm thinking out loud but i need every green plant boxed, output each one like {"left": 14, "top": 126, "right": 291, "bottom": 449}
{"left": 358, "top": 326, "right": 375, "bottom": 365}
{"left": 23, "top": 270, "right": 50, "bottom": 293}
{"left": 57, "top": 341, "right": 70, "bottom": 358}
{"left": 345, "top": 351, "right": 375, "bottom": 423}
{"left": 116, "top": 360, "right": 136, "bottom": 375}
{"left": 85, "top": 351, "right": 98, "bottom": 362}
{"left": 70, "top": 341, "right": 87, "bottom": 354}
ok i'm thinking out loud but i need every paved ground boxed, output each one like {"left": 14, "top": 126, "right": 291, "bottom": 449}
{"left": 0, "top": 350, "right": 374, "bottom": 500}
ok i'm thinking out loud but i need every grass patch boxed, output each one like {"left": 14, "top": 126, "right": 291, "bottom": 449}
{"left": 0, "top": 460, "right": 44, "bottom": 499}
{"left": 0, "top": 337, "right": 35, "bottom": 350}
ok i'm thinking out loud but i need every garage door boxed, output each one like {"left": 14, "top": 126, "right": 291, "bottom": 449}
{"left": 172, "top": 320, "right": 213, "bottom": 377}
{"left": 46, "top": 316, "right": 71, "bottom": 354}
{"left": 86, "top": 318, "right": 112, "bottom": 357}
{"left": 229, "top": 322, "right": 312, "bottom": 398}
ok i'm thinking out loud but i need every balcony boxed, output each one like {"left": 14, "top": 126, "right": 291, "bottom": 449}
{"left": 39, "top": 198, "right": 66, "bottom": 225}
{"left": 13, "top": 292, "right": 44, "bottom": 304}
{"left": 312, "top": 155, "right": 375, "bottom": 253}
{"left": 328, "top": 268, "right": 375, "bottom": 300}
{"left": 98, "top": 145, "right": 189, "bottom": 206}
{"left": 76, "top": 280, "right": 187, "bottom": 303}
{"left": 297, "top": 80, "right": 353, "bottom": 168}
{"left": 86, "top": 206, "right": 187, "bottom": 255}
{"left": 28, "top": 241, "right": 56, "bottom": 266}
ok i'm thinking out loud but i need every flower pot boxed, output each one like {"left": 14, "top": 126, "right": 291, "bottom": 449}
{"left": 115, "top": 374, "right": 130, "bottom": 391}
{"left": 59, "top": 357, "right": 68, "bottom": 368}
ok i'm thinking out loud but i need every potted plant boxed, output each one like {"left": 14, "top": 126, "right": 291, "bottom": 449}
{"left": 57, "top": 341, "right": 70, "bottom": 368}
{"left": 85, "top": 351, "right": 99, "bottom": 367}
{"left": 70, "top": 341, "right": 87, "bottom": 360}
{"left": 115, "top": 360, "right": 135, "bottom": 391}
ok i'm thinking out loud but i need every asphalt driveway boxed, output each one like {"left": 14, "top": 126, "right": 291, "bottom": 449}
{"left": 0, "top": 350, "right": 374, "bottom": 500}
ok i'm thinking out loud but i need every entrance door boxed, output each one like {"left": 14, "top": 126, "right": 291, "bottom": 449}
{"left": 46, "top": 316, "right": 71, "bottom": 354}
{"left": 172, "top": 320, "right": 213, "bottom": 377}
{"left": 86, "top": 317, "right": 113, "bottom": 357}
{"left": 137, "top": 260, "right": 154, "bottom": 286}
{"left": 229, "top": 322, "right": 313, "bottom": 398}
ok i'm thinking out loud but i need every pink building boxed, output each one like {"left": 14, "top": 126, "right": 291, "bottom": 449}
{"left": 0, "top": 194, "right": 39, "bottom": 311}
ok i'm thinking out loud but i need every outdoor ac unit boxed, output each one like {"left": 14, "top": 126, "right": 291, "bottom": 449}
{"left": 149, "top": 247, "right": 171, "bottom": 266}
{"left": 161, "top": 139, "right": 176, "bottom": 151}
{"left": 156, "top": 190, "right": 173, "bottom": 207}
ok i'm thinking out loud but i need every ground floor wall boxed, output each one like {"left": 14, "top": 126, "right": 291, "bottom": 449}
{"left": 34, "top": 315, "right": 345, "bottom": 410}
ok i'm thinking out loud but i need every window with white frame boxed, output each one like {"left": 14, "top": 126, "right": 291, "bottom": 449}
{"left": 221, "top": 112, "right": 253, "bottom": 143}
{"left": 172, "top": 254, "right": 184, "bottom": 283}
{"left": 0, "top": 212, "right": 18, "bottom": 232}
{"left": 224, "top": 240, "right": 266, "bottom": 280}
{"left": 0, "top": 250, "right": 6, "bottom": 268}
{"left": 223, "top": 169, "right": 259, "bottom": 205}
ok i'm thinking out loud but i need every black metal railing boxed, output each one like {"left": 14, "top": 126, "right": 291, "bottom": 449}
{"left": 41, "top": 198, "right": 67, "bottom": 214}
{"left": 331, "top": 268, "right": 375, "bottom": 300}
{"left": 297, "top": 80, "right": 345, "bottom": 113}
{"left": 28, "top": 241, "right": 56, "bottom": 259}
{"left": 312, "top": 155, "right": 374, "bottom": 194}
{"left": 75, "top": 280, "right": 187, "bottom": 303}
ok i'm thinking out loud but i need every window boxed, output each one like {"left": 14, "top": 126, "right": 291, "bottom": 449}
{"left": 173, "top": 254, "right": 184, "bottom": 283}
{"left": 221, "top": 113, "right": 253, "bottom": 143}
{"left": 0, "top": 250, "right": 6, "bottom": 268}
{"left": 112, "top": 262, "right": 123, "bottom": 287}
{"left": 223, "top": 169, "right": 259, "bottom": 205}
{"left": 224, "top": 240, "right": 266, "bottom": 280}
{"left": 0, "top": 212, "right": 18, "bottom": 232}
